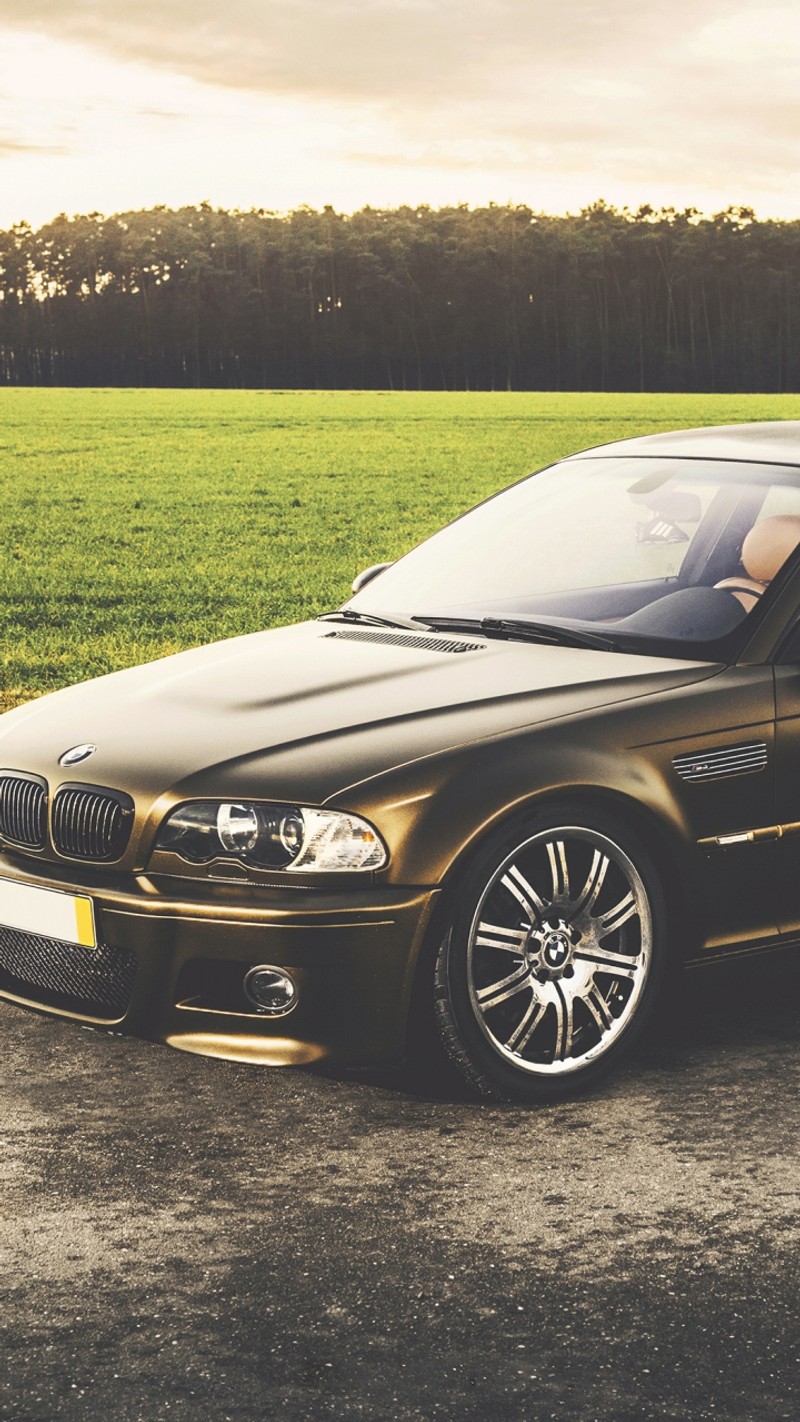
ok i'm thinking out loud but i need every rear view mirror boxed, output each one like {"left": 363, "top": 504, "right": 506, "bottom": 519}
{"left": 653, "top": 492, "right": 702, "bottom": 524}
{"left": 351, "top": 562, "right": 393, "bottom": 594}
{"left": 630, "top": 490, "right": 702, "bottom": 523}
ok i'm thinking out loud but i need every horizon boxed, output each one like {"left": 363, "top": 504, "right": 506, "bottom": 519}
{"left": 2, "top": 197, "right": 796, "bottom": 233}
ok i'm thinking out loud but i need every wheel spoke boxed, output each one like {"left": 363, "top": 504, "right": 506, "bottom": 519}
{"left": 573, "top": 850, "right": 609, "bottom": 915}
{"left": 475, "top": 921, "right": 529, "bottom": 955}
{"left": 597, "top": 890, "right": 637, "bottom": 938}
{"left": 501, "top": 863, "right": 547, "bottom": 921}
{"left": 476, "top": 962, "right": 532, "bottom": 1010}
{"left": 553, "top": 983, "right": 574, "bottom": 1060}
{"left": 574, "top": 946, "right": 640, "bottom": 980}
{"left": 585, "top": 983, "right": 614, "bottom": 1033}
{"left": 546, "top": 840, "right": 570, "bottom": 901}
{"left": 505, "top": 997, "right": 547, "bottom": 1053}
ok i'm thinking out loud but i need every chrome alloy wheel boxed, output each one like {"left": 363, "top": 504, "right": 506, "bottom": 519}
{"left": 466, "top": 827, "right": 652, "bottom": 1077}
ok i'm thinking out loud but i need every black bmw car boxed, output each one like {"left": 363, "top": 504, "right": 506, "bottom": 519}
{"left": 1, "top": 420, "right": 800, "bottom": 1100}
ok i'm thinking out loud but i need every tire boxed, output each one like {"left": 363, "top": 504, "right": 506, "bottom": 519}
{"left": 433, "top": 804, "right": 668, "bottom": 1102}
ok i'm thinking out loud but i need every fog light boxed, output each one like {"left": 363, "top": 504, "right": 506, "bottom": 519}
{"left": 243, "top": 965, "right": 299, "bottom": 1016}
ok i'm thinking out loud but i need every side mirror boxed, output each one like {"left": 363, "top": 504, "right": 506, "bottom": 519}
{"left": 351, "top": 562, "right": 393, "bottom": 594}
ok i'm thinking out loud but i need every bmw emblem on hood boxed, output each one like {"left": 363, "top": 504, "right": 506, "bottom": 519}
{"left": 59, "top": 744, "right": 97, "bottom": 767}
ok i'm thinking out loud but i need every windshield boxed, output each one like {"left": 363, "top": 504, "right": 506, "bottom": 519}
{"left": 348, "top": 456, "right": 800, "bottom": 656}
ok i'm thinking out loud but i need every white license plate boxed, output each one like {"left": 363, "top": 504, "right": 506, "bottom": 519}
{"left": 0, "top": 876, "right": 96, "bottom": 949}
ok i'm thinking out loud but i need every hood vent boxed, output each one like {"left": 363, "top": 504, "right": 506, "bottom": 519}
{"left": 673, "top": 741, "right": 768, "bottom": 783}
{"left": 322, "top": 629, "right": 485, "bottom": 655}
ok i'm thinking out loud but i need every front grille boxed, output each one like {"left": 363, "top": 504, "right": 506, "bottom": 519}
{"left": 0, "top": 772, "right": 47, "bottom": 849}
{"left": 52, "top": 784, "right": 134, "bottom": 861}
{"left": 0, "top": 926, "right": 137, "bottom": 1019}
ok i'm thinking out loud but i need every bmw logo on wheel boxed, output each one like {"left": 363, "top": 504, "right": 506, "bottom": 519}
{"left": 58, "top": 744, "right": 97, "bottom": 767}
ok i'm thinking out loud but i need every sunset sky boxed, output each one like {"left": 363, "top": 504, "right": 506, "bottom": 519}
{"left": 0, "top": 0, "right": 798, "bottom": 228}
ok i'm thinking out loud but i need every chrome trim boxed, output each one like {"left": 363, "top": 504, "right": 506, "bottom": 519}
{"left": 700, "top": 819, "right": 800, "bottom": 850}
{"left": 673, "top": 740, "right": 768, "bottom": 783}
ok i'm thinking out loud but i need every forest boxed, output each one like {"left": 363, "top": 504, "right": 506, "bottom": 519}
{"left": 0, "top": 202, "right": 797, "bottom": 391}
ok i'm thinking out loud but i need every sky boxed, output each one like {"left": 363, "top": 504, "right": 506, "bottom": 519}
{"left": 0, "top": 0, "right": 798, "bottom": 228}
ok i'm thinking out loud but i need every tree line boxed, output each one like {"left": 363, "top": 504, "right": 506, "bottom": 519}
{"left": 0, "top": 202, "right": 797, "bottom": 391}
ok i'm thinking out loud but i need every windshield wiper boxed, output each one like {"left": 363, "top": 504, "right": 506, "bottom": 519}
{"left": 320, "top": 608, "right": 619, "bottom": 651}
{"left": 317, "top": 608, "right": 430, "bottom": 632}
{"left": 416, "top": 614, "right": 619, "bottom": 653}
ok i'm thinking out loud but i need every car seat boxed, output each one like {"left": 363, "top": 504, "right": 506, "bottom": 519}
{"left": 714, "top": 514, "right": 800, "bottom": 611}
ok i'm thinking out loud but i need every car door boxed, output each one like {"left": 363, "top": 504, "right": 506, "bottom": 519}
{"left": 637, "top": 664, "right": 779, "bottom": 952}
{"left": 772, "top": 644, "right": 800, "bottom": 937}
{"left": 750, "top": 495, "right": 800, "bottom": 938}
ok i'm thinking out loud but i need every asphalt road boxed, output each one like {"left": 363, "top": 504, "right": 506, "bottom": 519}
{"left": 2, "top": 948, "right": 800, "bottom": 1422}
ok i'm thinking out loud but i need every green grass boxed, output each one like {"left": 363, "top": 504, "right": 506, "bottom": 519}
{"left": 1, "top": 389, "right": 799, "bottom": 707}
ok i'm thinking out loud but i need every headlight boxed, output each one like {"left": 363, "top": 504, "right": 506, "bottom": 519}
{"left": 155, "top": 801, "right": 387, "bottom": 872}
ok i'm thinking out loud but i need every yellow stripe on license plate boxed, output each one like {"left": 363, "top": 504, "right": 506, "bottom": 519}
{"left": 0, "top": 876, "right": 97, "bottom": 949}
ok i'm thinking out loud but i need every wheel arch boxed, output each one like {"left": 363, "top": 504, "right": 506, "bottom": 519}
{"left": 403, "top": 781, "right": 700, "bottom": 1061}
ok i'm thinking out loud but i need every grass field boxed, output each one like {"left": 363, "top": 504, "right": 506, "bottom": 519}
{"left": 2, "top": 388, "right": 800, "bottom": 708}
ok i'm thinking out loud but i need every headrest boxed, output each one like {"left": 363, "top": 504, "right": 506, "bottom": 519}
{"left": 742, "top": 514, "right": 800, "bottom": 584}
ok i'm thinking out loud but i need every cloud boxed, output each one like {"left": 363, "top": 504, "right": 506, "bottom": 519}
{"left": 0, "top": 136, "right": 67, "bottom": 155}
{"left": 0, "top": 1, "right": 752, "bottom": 104}
{"left": 136, "top": 109, "right": 185, "bottom": 122}
{"left": 1, "top": 1, "right": 797, "bottom": 162}
{"left": 0, "top": 1, "right": 797, "bottom": 221}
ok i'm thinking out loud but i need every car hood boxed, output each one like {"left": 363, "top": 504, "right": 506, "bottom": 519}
{"left": 0, "top": 620, "right": 719, "bottom": 808}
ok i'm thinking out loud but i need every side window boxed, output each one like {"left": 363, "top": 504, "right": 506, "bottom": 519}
{"left": 756, "top": 486, "right": 800, "bottom": 521}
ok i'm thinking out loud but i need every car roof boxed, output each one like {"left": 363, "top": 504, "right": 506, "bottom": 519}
{"left": 564, "top": 420, "right": 800, "bottom": 467}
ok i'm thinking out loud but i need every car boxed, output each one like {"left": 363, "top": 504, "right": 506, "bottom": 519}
{"left": 2, "top": 420, "right": 800, "bottom": 1102}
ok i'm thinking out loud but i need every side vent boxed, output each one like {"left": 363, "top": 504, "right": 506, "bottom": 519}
{"left": 322, "top": 629, "right": 485, "bottom": 654}
{"left": 673, "top": 741, "right": 768, "bottom": 783}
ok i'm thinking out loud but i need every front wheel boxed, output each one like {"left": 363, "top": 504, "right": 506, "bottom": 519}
{"left": 433, "top": 809, "right": 667, "bottom": 1102}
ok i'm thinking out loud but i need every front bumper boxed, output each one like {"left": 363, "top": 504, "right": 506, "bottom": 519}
{"left": 0, "top": 853, "right": 439, "bottom": 1066}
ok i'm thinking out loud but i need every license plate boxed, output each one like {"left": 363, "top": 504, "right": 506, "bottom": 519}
{"left": 0, "top": 876, "right": 96, "bottom": 949}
